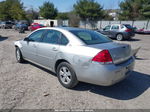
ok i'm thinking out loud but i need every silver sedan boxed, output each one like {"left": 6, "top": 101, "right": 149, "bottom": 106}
{"left": 14, "top": 27, "right": 135, "bottom": 88}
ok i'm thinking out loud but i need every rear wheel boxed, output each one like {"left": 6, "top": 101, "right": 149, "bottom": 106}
{"left": 116, "top": 34, "right": 123, "bottom": 41}
{"left": 15, "top": 47, "right": 24, "bottom": 63}
{"left": 57, "top": 62, "right": 78, "bottom": 89}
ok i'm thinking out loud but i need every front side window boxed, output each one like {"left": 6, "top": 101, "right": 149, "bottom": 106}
{"left": 28, "top": 30, "right": 45, "bottom": 42}
{"left": 33, "top": 25, "right": 37, "bottom": 27}
{"left": 104, "top": 25, "right": 111, "bottom": 31}
{"left": 39, "top": 24, "right": 44, "bottom": 27}
{"left": 70, "top": 30, "right": 112, "bottom": 45}
{"left": 42, "top": 30, "right": 61, "bottom": 44}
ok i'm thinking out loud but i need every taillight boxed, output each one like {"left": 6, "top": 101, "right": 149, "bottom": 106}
{"left": 125, "top": 29, "right": 132, "bottom": 32}
{"left": 92, "top": 50, "right": 113, "bottom": 64}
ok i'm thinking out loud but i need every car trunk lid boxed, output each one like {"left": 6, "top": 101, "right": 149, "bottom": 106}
{"left": 88, "top": 42, "right": 132, "bottom": 64}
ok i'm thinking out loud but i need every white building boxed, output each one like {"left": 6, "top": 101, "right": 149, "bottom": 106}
{"left": 33, "top": 19, "right": 69, "bottom": 27}
{"left": 33, "top": 19, "right": 59, "bottom": 27}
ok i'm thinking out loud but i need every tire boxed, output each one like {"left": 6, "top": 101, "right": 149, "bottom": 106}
{"left": 29, "top": 28, "right": 32, "bottom": 32}
{"left": 126, "top": 37, "right": 131, "bottom": 40}
{"left": 15, "top": 47, "right": 24, "bottom": 63}
{"left": 57, "top": 62, "right": 78, "bottom": 89}
{"left": 116, "top": 34, "right": 124, "bottom": 41}
{"left": 2, "top": 26, "right": 5, "bottom": 29}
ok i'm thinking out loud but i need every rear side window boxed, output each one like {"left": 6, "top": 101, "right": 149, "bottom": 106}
{"left": 111, "top": 25, "right": 119, "bottom": 30}
{"left": 59, "top": 34, "right": 69, "bottom": 45}
{"left": 70, "top": 30, "right": 112, "bottom": 45}
{"left": 121, "top": 25, "right": 125, "bottom": 29}
{"left": 28, "top": 30, "right": 45, "bottom": 42}
{"left": 42, "top": 30, "right": 60, "bottom": 44}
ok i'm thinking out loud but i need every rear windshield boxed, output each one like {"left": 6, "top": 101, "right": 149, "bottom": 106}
{"left": 124, "top": 24, "right": 133, "bottom": 29}
{"left": 70, "top": 30, "right": 112, "bottom": 45}
{"left": 39, "top": 24, "right": 44, "bottom": 27}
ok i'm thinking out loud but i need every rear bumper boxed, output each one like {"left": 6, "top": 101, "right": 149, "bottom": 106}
{"left": 123, "top": 32, "right": 135, "bottom": 39}
{"left": 75, "top": 57, "right": 135, "bottom": 86}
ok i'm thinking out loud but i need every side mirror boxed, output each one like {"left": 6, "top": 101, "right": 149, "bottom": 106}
{"left": 24, "top": 37, "right": 29, "bottom": 41}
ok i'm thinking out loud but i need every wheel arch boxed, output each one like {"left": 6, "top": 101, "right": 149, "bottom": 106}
{"left": 14, "top": 41, "right": 22, "bottom": 49}
{"left": 116, "top": 33, "right": 124, "bottom": 37}
{"left": 15, "top": 45, "right": 19, "bottom": 48}
{"left": 55, "top": 59, "right": 70, "bottom": 72}
{"left": 116, "top": 33, "right": 124, "bottom": 40}
{"left": 14, "top": 42, "right": 23, "bottom": 57}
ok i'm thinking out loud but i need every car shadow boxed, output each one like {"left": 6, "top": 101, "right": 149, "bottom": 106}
{"left": 22, "top": 61, "right": 150, "bottom": 100}
{"left": 113, "top": 38, "right": 140, "bottom": 41}
{"left": 136, "top": 33, "right": 150, "bottom": 35}
{"left": 24, "top": 61, "right": 56, "bottom": 76}
{"left": 135, "top": 57, "right": 149, "bottom": 60}
{"left": 123, "top": 38, "right": 141, "bottom": 41}
{"left": 129, "top": 38, "right": 141, "bottom": 41}
{"left": 0, "top": 35, "right": 8, "bottom": 41}
{"left": 74, "top": 71, "right": 150, "bottom": 100}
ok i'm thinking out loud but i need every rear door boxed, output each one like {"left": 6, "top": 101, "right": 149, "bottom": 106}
{"left": 110, "top": 25, "right": 120, "bottom": 38}
{"left": 21, "top": 30, "right": 45, "bottom": 62}
{"left": 36, "top": 30, "right": 61, "bottom": 69}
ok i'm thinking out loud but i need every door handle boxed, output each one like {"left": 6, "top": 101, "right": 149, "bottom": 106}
{"left": 52, "top": 47, "right": 57, "bottom": 51}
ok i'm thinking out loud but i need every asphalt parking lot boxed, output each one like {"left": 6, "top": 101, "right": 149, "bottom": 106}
{"left": 0, "top": 29, "right": 150, "bottom": 109}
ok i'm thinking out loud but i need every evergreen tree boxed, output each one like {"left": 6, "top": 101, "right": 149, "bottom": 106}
{"left": 39, "top": 1, "right": 58, "bottom": 19}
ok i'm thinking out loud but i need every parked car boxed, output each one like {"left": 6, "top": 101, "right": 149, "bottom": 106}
{"left": 0, "top": 21, "right": 13, "bottom": 29}
{"left": 135, "top": 28, "right": 150, "bottom": 34}
{"left": 14, "top": 27, "right": 135, "bottom": 88}
{"left": 57, "top": 25, "right": 68, "bottom": 27}
{"left": 14, "top": 22, "right": 28, "bottom": 30}
{"left": 28, "top": 23, "right": 45, "bottom": 31}
{"left": 97, "top": 24, "right": 135, "bottom": 41}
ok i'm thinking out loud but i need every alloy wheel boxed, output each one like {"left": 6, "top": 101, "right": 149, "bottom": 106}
{"left": 16, "top": 49, "right": 20, "bottom": 61}
{"left": 59, "top": 67, "right": 71, "bottom": 85}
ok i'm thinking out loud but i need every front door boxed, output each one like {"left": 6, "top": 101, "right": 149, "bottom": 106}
{"left": 102, "top": 25, "right": 111, "bottom": 37}
{"left": 21, "top": 30, "right": 45, "bottom": 62}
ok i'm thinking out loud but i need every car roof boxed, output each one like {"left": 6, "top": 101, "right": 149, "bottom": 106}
{"left": 110, "top": 24, "right": 121, "bottom": 26}
{"left": 40, "top": 27, "right": 86, "bottom": 31}
{"left": 109, "top": 24, "right": 132, "bottom": 26}
{"left": 57, "top": 27, "right": 83, "bottom": 31}
{"left": 28, "top": 27, "right": 87, "bottom": 46}
{"left": 123, "top": 24, "right": 132, "bottom": 26}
